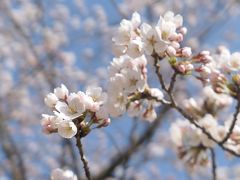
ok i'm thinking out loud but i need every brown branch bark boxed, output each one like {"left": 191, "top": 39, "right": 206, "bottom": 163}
{"left": 76, "top": 135, "right": 91, "bottom": 180}
{"left": 220, "top": 99, "right": 240, "bottom": 144}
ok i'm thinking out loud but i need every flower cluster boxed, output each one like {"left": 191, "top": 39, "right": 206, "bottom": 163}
{"left": 42, "top": 84, "right": 110, "bottom": 138}
{"left": 209, "top": 47, "right": 240, "bottom": 96}
{"left": 41, "top": 10, "right": 240, "bottom": 176}
{"left": 191, "top": 46, "right": 240, "bottom": 96}
{"left": 112, "top": 11, "right": 188, "bottom": 58}
{"left": 170, "top": 114, "right": 223, "bottom": 167}
{"left": 107, "top": 55, "right": 164, "bottom": 121}
{"left": 183, "top": 86, "right": 233, "bottom": 118}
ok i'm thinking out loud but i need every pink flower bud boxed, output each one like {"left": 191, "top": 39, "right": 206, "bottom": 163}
{"left": 182, "top": 47, "right": 192, "bottom": 57}
{"left": 177, "top": 64, "right": 186, "bottom": 73}
{"left": 179, "top": 27, "right": 187, "bottom": 35}
{"left": 185, "top": 63, "right": 194, "bottom": 71}
{"left": 168, "top": 33, "right": 178, "bottom": 41}
{"left": 176, "top": 33, "right": 183, "bottom": 42}
{"left": 167, "top": 46, "right": 176, "bottom": 56}
{"left": 171, "top": 42, "right": 180, "bottom": 49}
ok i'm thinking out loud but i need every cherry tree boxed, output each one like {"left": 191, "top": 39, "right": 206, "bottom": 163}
{"left": 1, "top": 0, "right": 240, "bottom": 180}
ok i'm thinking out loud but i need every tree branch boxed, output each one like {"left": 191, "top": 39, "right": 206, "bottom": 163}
{"left": 153, "top": 55, "right": 168, "bottom": 92}
{"left": 168, "top": 72, "right": 178, "bottom": 93}
{"left": 220, "top": 99, "right": 240, "bottom": 144}
{"left": 76, "top": 136, "right": 91, "bottom": 180}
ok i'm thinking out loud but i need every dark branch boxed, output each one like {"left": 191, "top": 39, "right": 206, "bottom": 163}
{"left": 153, "top": 55, "right": 168, "bottom": 92}
{"left": 168, "top": 72, "right": 178, "bottom": 93}
{"left": 220, "top": 99, "right": 240, "bottom": 144}
{"left": 76, "top": 136, "right": 91, "bottom": 180}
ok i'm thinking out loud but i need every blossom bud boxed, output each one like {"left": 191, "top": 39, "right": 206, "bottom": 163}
{"left": 179, "top": 27, "right": 187, "bottom": 35}
{"left": 185, "top": 63, "right": 194, "bottom": 72}
{"left": 182, "top": 47, "right": 192, "bottom": 57}
{"left": 167, "top": 46, "right": 176, "bottom": 56}
{"left": 192, "top": 51, "right": 213, "bottom": 64}
{"left": 54, "top": 84, "right": 69, "bottom": 100}
{"left": 195, "top": 65, "right": 211, "bottom": 79}
{"left": 169, "top": 33, "right": 178, "bottom": 40}
{"left": 171, "top": 41, "right": 180, "bottom": 49}
{"left": 176, "top": 33, "right": 183, "bottom": 42}
{"left": 177, "top": 64, "right": 186, "bottom": 73}
{"left": 44, "top": 93, "right": 58, "bottom": 108}
{"left": 98, "top": 118, "right": 111, "bottom": 128}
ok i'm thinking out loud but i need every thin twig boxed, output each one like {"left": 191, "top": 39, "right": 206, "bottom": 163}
{"left": 220, "top": 99, "right": 240, "bottom": 144}
{"left": 153, "top": 55, "right": 168, "bottom": 92}
{"left": 168, "top": 72, "right": 178, "bottom": 93}
{"left": 210, "top": 148, "right": 217, "bottom": 180}
{"left": 76, "top": 136, "right": 91, "bottom": 180}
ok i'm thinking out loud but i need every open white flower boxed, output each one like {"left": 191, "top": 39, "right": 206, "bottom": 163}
{"left": 58, "top": 121, "right": 77, "bottom": 139}
{"left": 86, "top": 86, "right": 107, "bottom": 104}
{"left": 107, "top": 91, "right": 127, "bottom": 117}
{"left": 55, "top": 93, "right": 85, "bottom": 120}
{"left": 96, "top": 105, "right": 109, "bottom": 120}
{"left": 112, "top": 12, "right": 141, "bottom": 57}
{"left": 108, "top": 73, "right": 126, "bottom": 93}
{"left": 108, "top": 56, "right": 125, "bottom": 77}
{"left": 141, "top": 23, "right": 167, "bottom": 55}
{"left": 122, "top": 69, "right": 145, "bottom": 93}
{"left": 127, "top": 37, "right": 144, "bottom": 58}
{"left": 157, "top": 18, "right": 176, "bottom": 41}
{"left": 162, "top": 11, "right": 183, "bottom": 28}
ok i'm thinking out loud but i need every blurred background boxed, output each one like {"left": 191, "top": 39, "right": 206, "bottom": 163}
{"left": 0, "top": 0, "right": 240, "bottom": 179}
